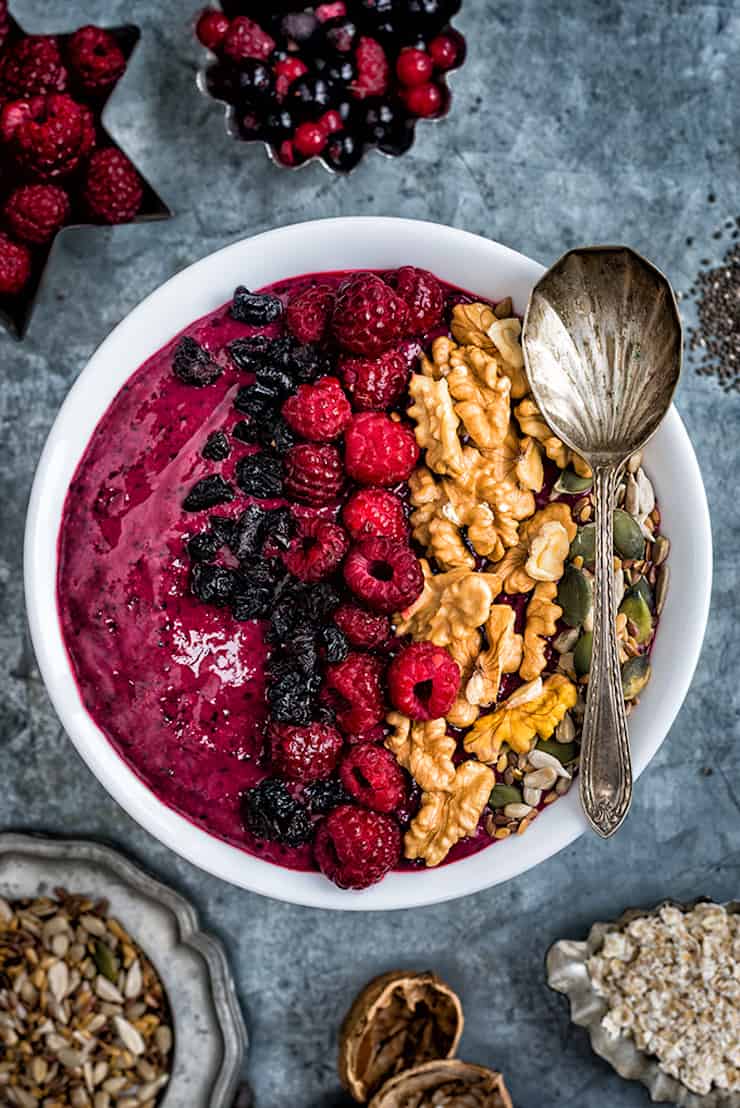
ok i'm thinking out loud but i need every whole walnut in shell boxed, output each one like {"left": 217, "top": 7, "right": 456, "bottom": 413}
{"left": 339, "top": 971, "right": 464, "bottom": 1102}
{"left": 368, "top": 1059, "right": 513, "bottom": 1108}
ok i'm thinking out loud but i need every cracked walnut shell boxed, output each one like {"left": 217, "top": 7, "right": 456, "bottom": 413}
{"left": 464, "top": 674, "right": 578, "bottom": 761}
{"left": 369, "top": 1060, "right": 513, "bottom": 1108}
{"left": 520, "top": 581, "right": 562, "bottom": 682}
{"left": 466, "top": 605, "right": 523, "bottom": 708}
{"left": 386, "top": 713, "right": 456, "bottom": 793}
{"left": 339, "top": 971, "right": 464, "bottom": 1103}
{"left": 404, "top": 760, "right": 494, "bottom": 868}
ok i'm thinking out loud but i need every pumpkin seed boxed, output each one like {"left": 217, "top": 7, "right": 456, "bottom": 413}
{"left": 93, "top": 943, "right": 119, "bottom": 984}
{"left": 628, "top": 576, "right": 654, "bottom": 611}
{"left": 613, "top": 509, "right": 645, "bottom": 560}
{"left": 554, "top": 467, "right": 593, "bottom": 494}
{"left": 569, "top": 523, "right": 595, "bottom": 565}
{"left": 536, "top": 738, "right": 578, "bottom": 765}
{"left": 557, "top": 564, "right": 592, "bottom": 628}
{"left": 488, "top": 784, "right": 523, "bottom": 809}
{"left": 619, "top": 591, "right": 653, "bottom": 644}
{"left": 573, "top": 631, "right": 593, "bottom": 676}
{"left": 622, "top": 655, "right": 652, "bottom": 699}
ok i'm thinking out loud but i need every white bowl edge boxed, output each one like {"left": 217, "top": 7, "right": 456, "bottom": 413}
{"left": 23, "top": 217, "right": 713, "bottom": 911}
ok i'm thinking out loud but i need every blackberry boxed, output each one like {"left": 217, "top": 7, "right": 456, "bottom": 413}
{"left": 183, "top": 474, "right": 235, "bottom": 511}
{"left": 231, "top": 558, "right": 282, "bottom": 621}
{"left": 235, "top": 453, "right": 284, "bottom": 498}
{"left": 229, "top": 504, "right": 267, "bottom": 561}
{"left": 232, "top": 419, "right": 260, "bottom": 443}
{"left": 187, "top": 529, "right": 224, "bottom": 563}
{"left": 201, "top": 430, "right": 231, "bottom": 461}
{"left": 190, "top": 563, "right": 236, "bottom": 607}
{"left": 229, "top": 334, "right": 274, "bottom": 372}
{"left": 261, "top": 506, "right": 294, "bottom": 550}
{"left": 172, "top": 336, "right": 223, "bottom": 387}
{"left": 230, "top": 285, "right": 284, "bottom": 325}
{"left": 321, "top": 624, "right": 349, "bottom": 664}
{"left": 241, "top": 779, "right": 313, "bottom": 846}
{"left": 303, "top": 778, "right": 351, "bottom": 816}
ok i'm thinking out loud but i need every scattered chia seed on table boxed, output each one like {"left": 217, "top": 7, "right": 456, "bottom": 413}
{"left": 686, "top": 226, "right": 740, "bottom": 392}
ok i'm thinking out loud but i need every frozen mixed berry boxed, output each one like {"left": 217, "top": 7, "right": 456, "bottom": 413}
{"left": 242, "top": 779, "right": 312, "bottom": 847}
{"left": 230, "top": 285, "right": 284, "bottom": 325}
{"left": 172, "top": 335, "right": 222, "bottom": 387}
{"left": 396, "top": 47, "right": 434, "bottom": 87}
{"left": 283, "top": 442, "right": 344, "bottom": 505}
{"left": 322, "top": 652, "right": 386, "bottom": 734}
{"left": 340, "top": 743, "right": 406, "bottom": 813}
{"left": 282, "top": 376, "right": 351, "bottom": 442}
{"left": 364, "top": 99, "right": 413, "bottom": 155}
{"left": 343, "top": 536, "right": 424, "bottom": 614}
{"left": 183, "top": 473, "right": 235, "bottom": 511}
{"left": 0, "top": 36, "right": 67, "bottom": 99}
{"left": 324, "top": 129, "right": 364, "bottom": 173}
{"left": 333, "top": 602, "right": 392, "bottom": 651}
{"left": 402, "top": 81, "right": 444, "bottom": 118}
{"left": 236, "top": 453, "right": 284, "bottom": 499}
{"left": 67, "top": 26, "right": 127, "bottom": 94}
{"left": 350, "top": 36, "right": 390, "bottom": 99}
{"left": 429, "top": 32, "right": 464, "bottom": 70}
{"left": 282, "top": 516, "right": 349, "bottom": 583}
{"left": 344, "top": 412, "right": 419, "bottom": 485}
{"left": 3, "top": 93, "right": 95, "bottom": 179}
{"left": 316, "top": 2, "right": 348, "bottom": 21}
{"left": 386, "top": 266, "right": 444, "bottom": 335}
{"left": 270, "top": 721, "right": 344, "bottom": 783}
{"left": 3, "top": 184, "right": 70, "bottom": 245}
{"left": 331, "top": 272, "right": 409, "bottom": 355}
{"left": 343, "top": 487, "right": 409, "bottom": 543}
{"left": 388, "top": 641, "right": 460, "bottom": 720}
{"left": 286, "top": 283, "right": 334, "bottom": 344}
{"left": 223, "top": 16, "right": 276, "bottom": 62}
{"left": 83, "top": 148, "right": 144, "bottom": 223}
{"left": 314, "top": 804, "right": 401, "bottom": 889}
{"left": 196, "top": 9, "right": 231, "bottom": 51}
{"left": 0, "top": 233, "right": 32, "bottom": 295}
{"left": 339, "top": 348, "right": 409, "bottom": 410}
{"left": 274, "top": 56, "right": 308, "bottom": 99}
{"left": 293, "top": 120, "right": 328, "bottom": 157}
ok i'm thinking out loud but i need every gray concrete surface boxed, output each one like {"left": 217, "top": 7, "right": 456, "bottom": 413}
{"left": 2, "top": 2, "right": 739, "bottom": 1105}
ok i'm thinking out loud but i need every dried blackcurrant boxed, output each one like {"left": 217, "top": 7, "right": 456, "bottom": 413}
{"left": 321, "top": 624, "right": 349, "bottom": 664}
{"left": 235, "top": 453, "right": 284, "bottom": 499}
{"left": 230, "top": 286, "right": 284, "bottom": 325}
{"left": 231, "top": 559, "right": 282, "bottom": 621}
{"left": 260, "top": 506, "right": 294, "bottom": 550}
{"left": 190, "top": 563, "right": 236, "bottom": 607}
{"left": 241, "top": 779, "right": 313, "bottom": 846}
{"left": 201, "top": 430, "right": 231, "bottom": 461}
{"left": 187, "top": 530, "right": 224, "bottom": 563}
{"left": 183, "top": 474, "right": 235, "bottom": 511}
{"left": 229, "top": 504, "right": 267, "bottom": 561}
{"left": 172, "top": 336, "right": 223, "bottom": 387}
{"left": 232, "top": 419, "right": 260, "bottom": 443}
{"left": 228, "top": 334, "right": 274, "bottom": 372}
{"left": 303, "top": 777, "right": 351, "bottom": 816}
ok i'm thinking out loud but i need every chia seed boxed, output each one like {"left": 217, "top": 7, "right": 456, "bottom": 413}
{"left": 687, "top": 230, "right": 740, "bottom": 392}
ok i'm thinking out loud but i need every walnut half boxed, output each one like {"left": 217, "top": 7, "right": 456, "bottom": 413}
{"left": 369, "top": 1060, "right": 513, "bottom": 1108}
{"left": 405, "top": 760, "right": 494, "bottom": 868}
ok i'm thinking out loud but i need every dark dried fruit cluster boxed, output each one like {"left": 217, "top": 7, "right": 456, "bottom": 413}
{"left": 196, "top": 1, "right": 466, "bottom": 173}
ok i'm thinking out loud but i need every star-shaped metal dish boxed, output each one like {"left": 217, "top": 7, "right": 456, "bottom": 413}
{"left": 0, "top": 15, "right": 171, "bottom": 340}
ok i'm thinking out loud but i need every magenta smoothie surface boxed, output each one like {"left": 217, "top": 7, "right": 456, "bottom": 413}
{"left": 59, "top": 269, "right": 513, "bottom": 873}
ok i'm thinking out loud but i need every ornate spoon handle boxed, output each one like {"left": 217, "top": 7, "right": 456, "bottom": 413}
{"left": 578, "top": 465, "right": 633, "bottom": 837}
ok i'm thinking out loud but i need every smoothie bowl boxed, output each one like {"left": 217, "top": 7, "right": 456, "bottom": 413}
{"left": 25, "top": 218, "right": 712, "bottom": 910}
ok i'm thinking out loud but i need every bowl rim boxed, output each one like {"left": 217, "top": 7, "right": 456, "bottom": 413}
{"left": 23, "top": 216, "right": 713, "bottom": 911}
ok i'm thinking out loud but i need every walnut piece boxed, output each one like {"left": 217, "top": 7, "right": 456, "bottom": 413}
{"left": 447, "top": 345, "right": 511, "bottom": 451}
{"left": 386, "top": 712, "right": 456, "bottom": 793}
{"left": 369, "top": 1060, "right": 513, "bottom": 1108}
{"left": 466, "top": 605, "right": 523, "bottom": 707}
{"left": 395, "top": 562, "right": 501, "bottom": 649}
{"left": 446, "top": 631, "right": 484, "bottom": 727}
{"left": 486, "top": 316, "right": 529, "bottom": 399}
{"left": 490, "top": 503, "right": 577, "bottom": 594}
{"left": 405, "top": 760, "right": 495, "bottom": 867}
{"left": 479, "top": 423, "right": 544, "bottom": 493}
{"left": 514, "top": 396, "right": 591, "bottom": 477}
{"left": 525, "top": 519, "right": 571, "bottom": 581}
{"left": 408, "top": 375, "right": 465, "bottom": 478}
{"left": 419, "top": 335, "right": 457, "bottom": 379}
{"left": 339, "top": 972, "right": 464, "bottom": 1103}
{"left": 520, "top": 582, "right": 562, "bottom": 682}
{"left": 450, "top": 302, "right": 497, "bottom": 351}
{"left": 464, "top": 674, "right": 577, "bottom": 761}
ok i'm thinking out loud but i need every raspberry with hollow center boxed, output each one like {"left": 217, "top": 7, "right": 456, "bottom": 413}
{"left": 386, "top": 266, "right": 445, "bottom": 336}
{"left": 0, "top": 233, "right": 32, "bottom": 295}
{"left": 286, "top": 283, "right": 334, "bottom": 344}
{"left": 340, "top": 743, "right": 406, "bottom": 813}
{"left": 313, "top": 804, "right": 401, "bottom": 889}
{"left": 284, "top": 442, "right": 345, "bottom": 505}
{"left": 322, "top": 652, "right": 386, "bottom": 734}
{"left": 387, "top": 641, "right": 460, "bottom": 720}
{"left": 282, "top": 516, "right": 349, "bottom": 583}
{"left": 67, "top": 25, "right": 127, "bottom": 93}
{"left": 343, "top": 536, "right": 424, "bottom": 615}
{"left": 0, "top": 36, "right": 67, "bottom": 99}
{"left": 333, "top": 602, "right": 392, "bottom": 651}
{"left": 4, "top": 93, "right": 95, "bottom": 179}
{"left": 331, "top": 272, "right": 409, "bottom": 356}
{"left": 270, "top": 721, "right": 344, "bottom": 783}
{"left": 223, "top": 16, "right": 275, "bottom": 62}
{"left": 343, "top": 487, "right": 409, "bottom": 543}
{"left": 83, "top": 148, "right": 144, "bottom": 223}
{"left": 339, "top": 348, "right": 409, "bottom": 411}
{"left": 3, "top": 184, "right": 70, "bottom": 244}
{"left": 196, "top": 9, "right": 231, "bottom": 51}
{"left": 344, "top": 412, "right": 419, "bottom": 486}
{"left": 350, "top": 37, "right": 390, "bottom": 100}
{"left": 282, "top": 376, "right": 351, "bottom": 441}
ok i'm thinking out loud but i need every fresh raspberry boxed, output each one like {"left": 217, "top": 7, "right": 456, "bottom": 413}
{"left": 2, "top": 94, "right": 95, "bottom": 179}
{"left": 429, "top": 33, "right": 464, "bottom": 70}
{"left": 333, "top": 602, "right": 392, "bottom": 651}
{"left": 286, "top": 283, "right": 334, "bottom": 344}
{"left": 387, "top": 641, "right": 460, "bottom": 720}
{"left": 284, "top": 443, "right": 345, "bottom": 505}
{"left": 0, "top": 232, "right": 32, "bottom": 295}
{"left": 196, "top": 9, "right": 231, "bottom": 51}
{"left": 281, "top": 516, "right": 349, "bottom": 582}
{"left": 83, "top": 148, "right": 144, "bottom": 223}
{"left": 316, "top": 2, "right": 347, "bottom": 20}
{"left": 332, "top": 272, "right": 409, "bottom": 355}
{"left": 319, "top": 109, "right": 343, "bottom": 135}
{"left": 282, "top": 376, "right": 351, "bottom": 441}
{"left": 402, "top": 82, "right": 444, "bottom": 118}
{"left": 396, "top": 48, "right": 434, "bottom": 87}
{"left": 293, "top": 120, "right": 327, "bottom": 158}
{"left": 223, "top": 17, "right": 275, "bottom": 62}
{"left": 3, "top": 184, "right": 70, "bottom": 244}
{"left": 0, "top": 36, "right": 67, "bottom": 98}
{"left": 67, "top": 26, "right": 127, "bottom": 94}
{"left": 322, "top": 653, "right": 386, "bottom": 734}
{"left": 350, "top": 37, "right": 390, "bottom": 100}
{"left": 385, "top": 267, "right": 445, "bottom": 336}
{"left": 339, "top": 348, "right": 409, "bottom": 411}
{"left": 274, "top": 56, "right": 308, "bottom": 99}
{"left": 345, "top": 723, "right": 387, "bottom": 745}
{"left": 343, "top": 537, "right": 424, "bottom": 614}
{"left": 270, "top": 721, "right": 344, "bottom": 783}
{"left": 343, "top": 487, "right": 409, "bottom": 543}
{"left": 340, "top": 743, "right": 406, "bottom": 814}
{"left": 314, "top": 804, "right": 400, "bottom": 889}
{"left": 0, "top": 98, "right": 32, "bottom": 143}
{"left": 344, "top": 412, "right": 419, "bottom": 486}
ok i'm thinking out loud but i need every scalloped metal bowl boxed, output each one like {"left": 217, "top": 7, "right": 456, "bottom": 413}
{"left": 546, "top": 900, "right": 740, "bottom": 1107}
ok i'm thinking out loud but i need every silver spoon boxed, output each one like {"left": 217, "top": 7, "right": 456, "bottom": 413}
{"left": 521, "top": 246, "right": 682, "bottom": 837}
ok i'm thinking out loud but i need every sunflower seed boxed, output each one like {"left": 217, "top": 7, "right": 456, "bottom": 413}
{"left": 625, "top": 473, "right": 639, "bottom": 515}
{"left": 0, "top": 898, "right": 12, "bottom": 923}
{"left": 113, "top": 1016, "right": 145, "bottom": 1056}
{"left": 155, "top": 1026, "right": 173, "bottom": 1055}
{"left": 58, "top": 1047, "right": 84, "bottom": 1069}
{"left": 95, "top": 977, "right": 123, "bottom": 1004}
{"left": 523, "top": 787, "right": 542, "bottom": 807}
{"left": 94, "top": 1094, "right": 111, "bottom": 1108}
{"left": 503, "top": 802, "right": 534, "bottom": 819}
{"left": 124, "top": 961, "right": 142, "bottom": 1000}
{"left": 528, "top": 749, "right": 572, "bottom": 779}
{"left": 523, "top": 766, "right": 558, "bottom": 790}
{"left": 79, "top": 915, "right": 106, "bottom": 937}
{"left": 48, "top": 960, "right": 70, "bottom": 1002}
{"left": 653, "top": 534, "right": 670, "bottom": 566}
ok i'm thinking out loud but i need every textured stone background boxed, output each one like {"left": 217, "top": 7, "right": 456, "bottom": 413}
{"left": 2, "top": 1, "right": 739, "bottom": 1106}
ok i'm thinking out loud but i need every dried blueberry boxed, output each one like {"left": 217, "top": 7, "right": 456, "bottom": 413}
{"left": 229, "top": 334, "right": 274, "bottom": 372}
{"left": 255, "top": 363, "right": 296, "bottom": 397}
{"left": 271, "top": 335, "right": 331, "bottom": 383}
{"left": 241, "top": 779, "right": 313, "bottom": 846}
{"left": 172, "top": 336, "right": 223, "bottom": 387}
{"left": 303, "top": 582, "right": 341, "bottom": 623}
{"left": 209, "top": 515, "right": 236, "bottom": 546}
{"left": 187, "top": 530, "right": 224, "bottom": 563}
{"left": 234, "top": 385, "right": 277, "bottom": 422}
{"left": 231, "top": 559, "right": 282, "bottom": 621}
{"left": 230, "top": 286, "right": 284, "bottom": 325}
{"left": 229, "top": 504, "right": 267, "bottom": 561}
{"left": 183, "top": 474, "right": 235, "bottom": 511}
{"left": 190, "top": 563, "right": 236, "bottom": 607}
{"left": 236, "top": 453, "right": 284, "bottom": 498}
{"left": 232, "top": 419, "right": 260, "bottom": 443}
{"left": 303, "top": 778, "right": 351, "bottom": 816}
{"left": 257, "top": 414, "right": 296, "bottom": 455}
{"left": 286, "top": 621, "right": 321, "bottom": 677}
{"left": 201, "top": 430, "right": 231, "bottom": 461}
{"left": 268, "top": 664, "right": 317, "bottom": 725}
{"left": 321, "top": 624, "right": 349, "bottom": 664}
{"left": 261, "top": 506, "right": 294, "bottom": 550}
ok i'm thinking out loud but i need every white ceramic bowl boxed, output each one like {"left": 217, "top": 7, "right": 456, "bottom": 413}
{"left": 24, "top": 218, "right": 712, "bottom": 911}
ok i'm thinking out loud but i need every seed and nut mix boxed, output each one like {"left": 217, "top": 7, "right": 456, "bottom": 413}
{"left": 391, "top": 300, "right": 670, "bottom": 864}
{"left": 587, "top": 903, "right": 740, "bottom": 1096}
{"left": 0, "top": 890, "right": 172, "bottom": 1108}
